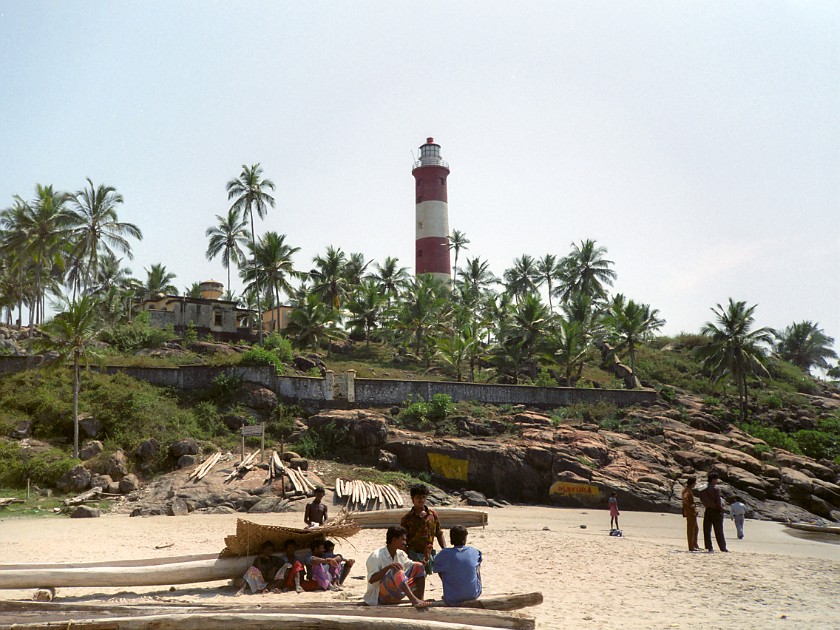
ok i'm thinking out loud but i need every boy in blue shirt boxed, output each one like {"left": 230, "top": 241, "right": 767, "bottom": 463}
{"left": 432, "top": 525, "right": 482, "bottom": 606}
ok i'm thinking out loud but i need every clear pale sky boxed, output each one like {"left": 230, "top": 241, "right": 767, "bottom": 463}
{"left": 1, "top": 2, "right": 838, "bottom": 350}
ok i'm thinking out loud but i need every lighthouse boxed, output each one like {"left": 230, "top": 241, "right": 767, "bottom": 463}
{"left": 412, "top": 137, "right": 451, "bottom": 282}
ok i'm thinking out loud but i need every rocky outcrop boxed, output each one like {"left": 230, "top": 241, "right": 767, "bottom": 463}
{"left": 305, "top": 409, "right": 389, "bottom": 457}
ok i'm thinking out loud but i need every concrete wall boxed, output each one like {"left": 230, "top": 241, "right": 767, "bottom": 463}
{"left": 0, "top": 357, "right": 657, "bottom": 408}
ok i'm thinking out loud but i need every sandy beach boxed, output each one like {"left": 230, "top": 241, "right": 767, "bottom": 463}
{"left": 1, "top": 506, "right": 839, "bottom": 629}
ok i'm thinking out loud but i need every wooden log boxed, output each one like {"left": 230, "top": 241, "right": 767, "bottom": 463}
{"left": 386, "top": 484, "right": 404, "bottom": 508}
{"left": 348, "top": 508, "right": 487, "bottom": 529}
{"left": 0, "top": 498, "right": 25, "bottom": 507}
{"left": 6, "top": 612, "right": 503, "bottom": 630}
{"left": 335, "top": 478, "right": 343, "bottom": 499}
{"left": 426, "top": 592, "right": 544, "bottom": 612}
{"left": 63, "top": 487, "right": 102, "bottom": 506}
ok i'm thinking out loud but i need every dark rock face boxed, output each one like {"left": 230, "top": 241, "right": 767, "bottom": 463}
{"left": 70, "top": 506, "right": 101, "bottom": 518}
{"left": 78, "top": 413, "right": 101, "bottom": 438}
{"left": 177, "top": 454, "right": 196, "bottom": 469}
{"left": 79, "top": 440, "right": 104, "bottom": 461}
{"left": 57, "top": 465, "right": 92, "bottom": 493}
{"left": 119, "top": 473, "right": 140, "bottom": 494}
{"left": 305, "top": 409, "right": 389, "bottom": 457}
{"left": 135, "top": 439, "right": 159, "bottom": 463}
{"left": 237, "top": 383, "right": 278, "bottom": 411}
{"left": 11, "top": 420, "right": 32, "bottom": 439}
{"left": 89, "top": 474, "right": 113, "bottom": 491}
{"left": 169, "top": 439, "right": 199, "bottom": 459}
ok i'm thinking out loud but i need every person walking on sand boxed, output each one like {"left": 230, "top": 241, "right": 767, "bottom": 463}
{"left": 682, "top": 476, "right": 701, "bottom": 551}
{"left": 699, "top": 472, "right": 728, "bottom": 552}
{"left": 365, "top": 525, "right": 430, "bottom": 608}
{"left": 730, "top": 497, "right": 747, "bottom": 540}
{"left": 608, "top": 492, "right": 620, "bottom": 531}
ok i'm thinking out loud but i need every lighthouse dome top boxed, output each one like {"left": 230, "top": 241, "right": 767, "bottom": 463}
{"left": 413, "top": 137, "right": 449, "bottom": 171}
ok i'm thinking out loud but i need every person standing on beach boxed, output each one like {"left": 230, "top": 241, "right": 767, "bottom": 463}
{"left": 400, "top": 484, "right": 446, "bottom": 573}
{"left": 304, "top": 485, "right": 328, "bottom": 528}
{"left": 682, "top": 477, "right": 700, "bottom": 551}
{"left": 730, "top": 497, "right": 747, "bottom": 539}
{"left": 608, "top": 492, "right": 620, "bottom": 531}
{"left": 699, "top": 473, "right": 728, "bottom": 552}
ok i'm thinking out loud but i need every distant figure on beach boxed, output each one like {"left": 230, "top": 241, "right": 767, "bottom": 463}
{"left": 699, "top": 473, "right": 728, "bottom": 552}
{"left": 365, "top": 525, "right": 430, "bottom": 608}
{"left": 608, "top": 492, "right": 620, "bottom": 531}
{"left": 434, "top": 525, "right": 482, "bottom": 605}
{"left": 682, "top": 476, "right": 700, "bottom": 551}
{"left": 323, "top": 539, "right": 355, "bottom": 586}
{"left": 730, "top": 497, "right": 747, "bottom": 540}
{"left": 304, "top": 485, "right": 328, "bottom": 528}
{"left": 236, "top": 540, "right": 285, "bottom": 595}
{"left": 400, "top": 484, "right": 446, "bottom": 573}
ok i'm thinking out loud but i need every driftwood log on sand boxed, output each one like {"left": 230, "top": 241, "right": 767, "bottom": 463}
{"left": 347, "top": 508, "right": 488, "bottom": 529}
{"left": 6, "top": 612, "right": 511, "bottom": 630}
{"left": 1, "top": 598, "right": 540, "bottom": 629}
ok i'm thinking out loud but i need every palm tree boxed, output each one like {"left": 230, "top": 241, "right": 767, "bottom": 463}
{"left": 347, "top": 279, "right": 387, "bottom": 346}
{"left": 66, "top": 179, "right": 142, "bottom": 297}
{"left": 503, "top": 254, "right": 540, "bottom": 303}
{"left": 143, "top": 263, "right": 177, "bottom": 295}
{"left": 34, "top": 294, "right": 104, "bottom": 458}
{"left": 310, "top": 246, "right": 348, "bottom": 310}
{"left": 205, "top": 207, "right": 250, "bottom": 295}
{"left": 395, "top": 274, "right": 451, "bottom": 364}
{"left": 601, "top": 294, "right": 665, "bottom": 383}
{"left": 499, "top": 293, "right": 553, "bottom": 381}
{"left": 343, "top": 252, "right": 370, "bottom": 289}
{"left": 368, "top": 256, "right": 410, "bottom": 302}
{"left": 536, "top": 254, "right": 561, "bottom": 312}
{"left": 696, "top": 299, "right": 774, "bottom": 423}
{"left": 773, "top": 321, "right": 838, "bottom": 375}
{"left": 457, "top": 257, "right": 498, "bottom": 304}
{"left": 227, "top": 163, "right": 276, "bottom": 343}
{"left": 448, "top": 229, "right": 470, "bottom": 283}
{"left": 240, "top": 232, "right": 301, "bottom": 333}
{"left": 556, "top": 239, "right": 617, "bottom": 303}
{"left": 551, "top": 318, "right": 589, "bottom": 386}
{"left": 184, "top": 282, "right": 203, "bottom": 298}
{"left": 284, "top": 292, "right": 345, "bottom": 354}
{"left": 1, "top": 197, "right": 36, "bottom": 326}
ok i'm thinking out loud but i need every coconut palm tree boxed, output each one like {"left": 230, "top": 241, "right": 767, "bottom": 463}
{"left": 551, "top": 317, "right": 589, "bottom": 386}
{"left": 1, "top": 197, "right": 36, "bottom": 325}
{"left": 143, "top": 263, "right": 177, "bottom": 295}
{"left": 696, "top": 299, "right": 774, "bottom": 423}
{"left": 367, "top": 256, "right": 410, "bottom": 302}
{"left": 601, "top": 294, "right": 666, "bottom": 383}
{"left": 394, "top": 274, "right": 451, "bottom": 364}
{"left": 343, "top": 252, "right": 370, "bottom": 289}
{"left": 227, "top": 164, "right": 276, "bottom": 343}
{"left": 66, "top": 179, "right": 142, "bottom": 297}
{"left": 240, "top": 232, "right": 301, "bottom": 333}
{"left": 448, "top": 229, "right": 470, "bottom": 283}
{"left": 499, "top": 293, "right": 553, "bottom": 380}
{"left": 536, "top": 254, "right": 561, "bottom": 312}
{"left": 773, "top": 321, "right": 838, "bottom": 375}
{"left": 310, "top": 246, "right": 349, "bottom": 310}
{"left": 34, "top": 294, "right": 104, "bottom": 458}
{"left": 205, "top": 207, "right": 250, "bottom": 296}
{"left": 503, "top": 254, "right": 540, "bottom": 303}
{"left": 556, "top": 239, "right": 617, "bottom": 303}
{"left": 284, "top": 292, "right": 344, "bottom": 354}
{"left": 346, "top": 279, "right": 387, "bottom": 346}
{"left": 457, "top": 257, "right": 498, "bottom": 304}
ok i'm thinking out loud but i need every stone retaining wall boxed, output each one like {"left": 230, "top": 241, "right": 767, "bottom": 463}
{"left": 0, "top": 358, "right": 656, "bottom": 408}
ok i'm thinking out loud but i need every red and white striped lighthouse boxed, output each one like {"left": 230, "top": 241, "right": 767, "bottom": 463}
{"left": 412, "top": 137, "right": 451, "bottom": 281}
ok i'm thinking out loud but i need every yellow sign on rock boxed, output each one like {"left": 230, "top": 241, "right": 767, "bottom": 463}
{"left": 427, "top": 452, "right": 469, "bottom": 482}
{"left": 549, "top": 481, "right": 601, "bottom": 498}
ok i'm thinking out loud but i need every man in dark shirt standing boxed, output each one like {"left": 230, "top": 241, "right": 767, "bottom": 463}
{"left": 699, "top": 472, "right": 728, "bottom": 552}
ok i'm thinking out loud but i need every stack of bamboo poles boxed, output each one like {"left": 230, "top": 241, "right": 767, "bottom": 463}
{"left": 335, "top": 477, "right": 403, "bottom": 511}
{"left": 223, "top": 451, "right": 259, "bottom": 483}
{"left": 188, "top": 452, "right": 221, "bottom": 482}
{"left": 268, "top": 451, "right": 318, "bottom": 497}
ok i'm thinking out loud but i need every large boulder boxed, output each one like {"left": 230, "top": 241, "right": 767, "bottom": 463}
{"left": 237, "top": 383, "right": 278, "bottom": 411}
{"left": 305, "top": 409, "right": 389, "bottom": 456}
{"left": 135, "top": 439, "right": 160, "bottom": 463}
{"left": 70, "top": 506, "right": 101, "bottom": 518}
{"left": 79, "top": 440, "right": 104, "bottom": 461}
{"left": 119, "top": 474, "right": 140, "bottom": 494}
{"left": 78, "top": 413, "right": 101, "bottom": 438}
{"left": 56, "top": 465, "right": 91, "bottom": 494}
{"left": 169, "top": 438, "right": 198, "bottom": 459}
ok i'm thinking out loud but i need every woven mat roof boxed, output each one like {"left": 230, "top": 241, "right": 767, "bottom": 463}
{"left": 220, "top": 511, "right": 361, "bottom": 558}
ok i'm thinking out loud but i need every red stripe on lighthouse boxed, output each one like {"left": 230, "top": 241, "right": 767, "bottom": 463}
{"left": 416, "top": 236, "right": 450, "bottom": 276}
{"left": 414, "top": 166, "right": 449, "bottom": 204}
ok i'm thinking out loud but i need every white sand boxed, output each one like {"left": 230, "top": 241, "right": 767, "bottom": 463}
{"left": 2, "top": 506, "right": 839, "bottom": 629}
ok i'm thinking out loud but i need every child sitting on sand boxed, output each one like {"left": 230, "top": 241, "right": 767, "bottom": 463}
{"left": 323, "top": 539, "right": 355, "bottom": 587}
{"left": 236, "top": 540, "right": 285, "bottom": 595}
{"left": 303, "top": 537, "right": 342, "bottom": 592}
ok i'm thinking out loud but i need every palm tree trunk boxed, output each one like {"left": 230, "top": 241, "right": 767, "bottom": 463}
{"left": 73, "top": 352, "right": 80, "bottom": 459}
{"left": 248, "top": 205, "right": 263, "bottom": 344}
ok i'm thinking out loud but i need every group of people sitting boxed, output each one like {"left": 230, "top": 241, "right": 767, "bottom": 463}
{"left": 238, "top": 483, "right": 483, "bottom": 608}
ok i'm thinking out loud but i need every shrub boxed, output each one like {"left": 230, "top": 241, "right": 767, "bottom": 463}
{"left": 102, "top": 311, "right": 173, "bottom": 352}
{"left": 659, "top": 386, "right": 676, "bottom": 403}
{"left": 534, "top": 369, "right": 556, "bottom": 387}
{"left": 183, "top": 322, "right": 198, "bottom": 344}
{"left": 240, "top": 346, "right": 286, "bottom": 374}
{"left": 793, "top": 430, "right": 839, "bottom": 461}
{"left": 23, "top": 448, "right": 78, "bottom": 487}
{"left": 741, "top": 423, "right": 801, "bottom": 454}
{"left": 427, "top": 394, "right": 454, "bottom": 421}
{"left": 193, "top": 401, "right": 225, "bottom": 436}
{"left": 263, "top": 333, "right": 294, "bottom": 363}
{"left": 702, "top": 396, "right": 721, "bottom": 407}
{"left": 209, "top": 372, "right": 242, "bottom": 402}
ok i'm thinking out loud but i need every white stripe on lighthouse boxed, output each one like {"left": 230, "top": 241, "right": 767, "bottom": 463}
{"left": 416, "top": 200, "right": 450, "bottom": 240}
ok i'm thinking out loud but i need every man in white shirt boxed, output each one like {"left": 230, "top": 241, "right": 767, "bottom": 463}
{"left": 729, "top": 497, "right": 747, "bottom": 539}
{"left": 365, "top": 525, "right": 429, "bottom": 608}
